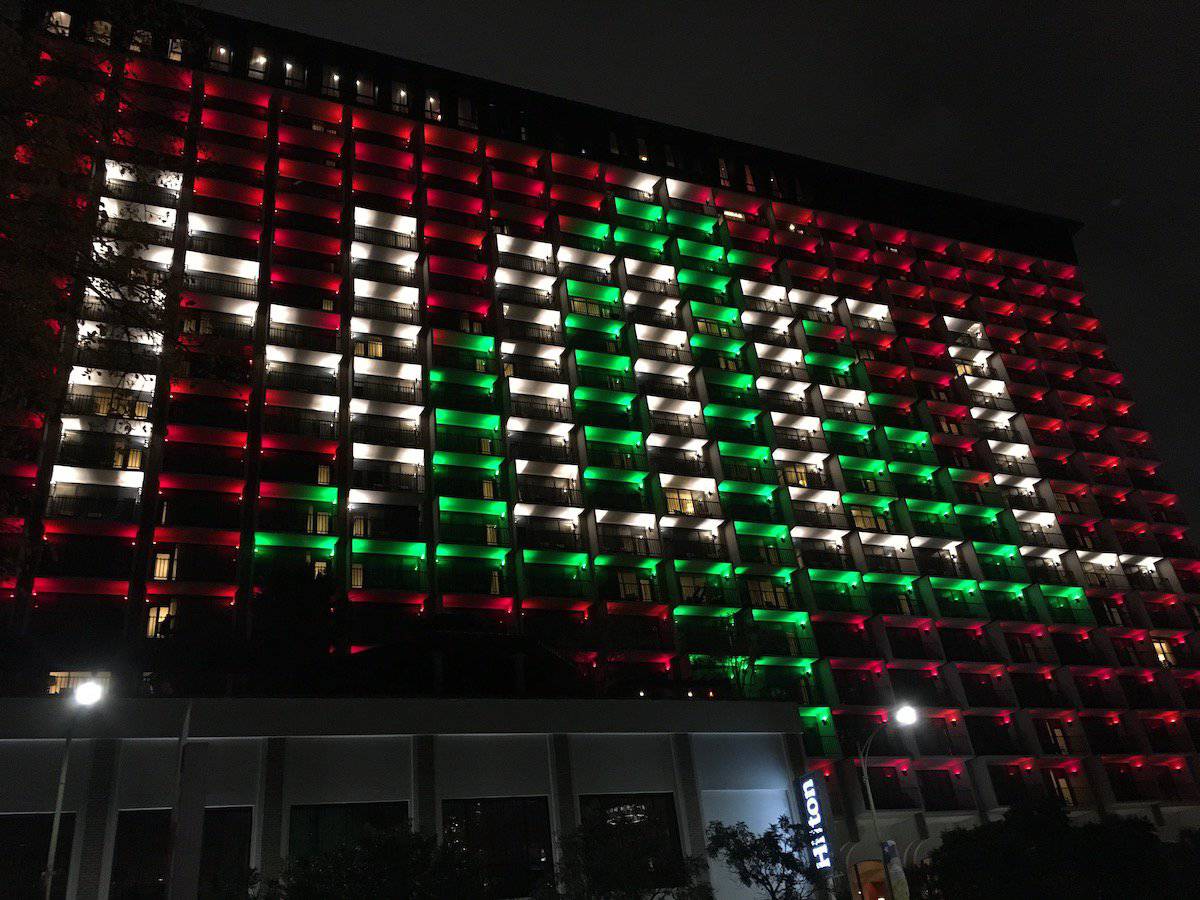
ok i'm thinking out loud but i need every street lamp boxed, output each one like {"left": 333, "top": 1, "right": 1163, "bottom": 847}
{"left": 43, "top": 680, "right": 105, "bottom": 900}
{"left": 856, "top": 703, "right": 919, "bottom": 900}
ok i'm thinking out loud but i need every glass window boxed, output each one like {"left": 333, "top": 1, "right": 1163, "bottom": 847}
{"left": 0, "top": 812, "right": 76, "bottom": 896}
{"left": 153, "top": 551, "right": 174, "bottom": 581}
{"left": 322, "top": 65, "right": 340, "bottom": 96}
{"left": 351, "top": 563, "right": 364, "bottom": 589}
{"left": 248, "top": 47, "right": 268, "bottom": 80}
{"left": 128, "top": 29, "right": 151, "bottom": 53}
{"left": 284, "top": 60, "right": 305, "bottom": 88}
{"left": 424, "top": 91, "right": 441, "bottom": 121}
{"left": 45, "top": 10, "right": 71, "bottom": 34}
{"left": 317, "top": 464, "right": 332, "bottom": 485}
{"left": 89, "top": 20, "right": 112, "bottom": 44}
{"left": 442, "top": 797, "right": 552, "bottom": 899}
{"left": 147, "top": 602, "right": 175, "bottom": 638}
{"left": 110, "top": 810, "right": 170, "bottom": 897}
{"left": 208, "top": 42, "right": 230, "bottom": 70}
{"left": 288, "top": 801, "right": 409, "bottom": 862}
{"left": 356, "top": 74, "right": 376, "bottom": 104}
{"left": 743, "top": 164, "right": 757, "bottom": 192}
{"left": 48, "top": 670, "right": 111, "bottom": 695}
{"left": 390, "top": 82, "right": 409, "bottom": 112}
{"left": 717, "top": 157, "right": 730, "bottom": 187}
{"left": 312, "top": 559, "right": 328, "bottom": 578}
{"left": 167, "top": 38, "right": 184, "bottom": 62}
{"left": 457, "top": 96, "right": 477, "bottom": 129}
{"left": 664, "top": 144, "right": 676, "bottom": 168}
{"left": 636, "top": 137, "right": 649, "bottom": 163}
{"left": 578, "top": 793, "right": 685, "bottom": 891}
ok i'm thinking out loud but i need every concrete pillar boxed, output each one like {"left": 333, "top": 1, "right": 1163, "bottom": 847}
{"left": 75, "top": 739, "right": 120, "bottom": 900}
{"left": 548, "top": 733, "right": 577, "bottom": 835}
{"left": 166, "top": 741, "right": 210, "bottom": 900}
{"left": 412, "top": 734, "right": 436, "bottom": 836}
{"left": 669, "top": 732, "right": 712, "bottom": 884}
{"left": 258, "top": 738, "right": 286, "bottom": 880}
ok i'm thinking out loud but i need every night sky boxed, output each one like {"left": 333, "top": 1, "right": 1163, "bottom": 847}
{"left": 206, "top": 1, "right": 1197, "bottom": 520}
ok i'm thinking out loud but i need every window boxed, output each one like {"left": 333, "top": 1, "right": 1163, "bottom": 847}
{"left": 128, "top": 29, "right": 151, "bottom": 53}
{"left": 717, "top": 157, "right": 731, "bottom": 187}
{"left": 284, "top": 60, "right": 305, "bottom": 88}
{"left": 352, "top": 515, "right": 366, "bottom": 537}
{"left": 355, "top": 338, "right": 384, "bottom": 358}
{"left": 289, "top": 802, "right": 408, "bottom": 861}
{"left": 48, "top": 671, "right": 111, "bottom": 695}
{"left": 1152, "top": 637, "right": 1177, "bottom": 667}
{"left": 208, "top": 42, "right": 230, "bottom": 70}
{"left": 356, "top": 75, "right": 376, "bottom": 104}
{"left": 351, "top": 563, "right": 364, "bottom": 589}
{"left": 110, "top": 810, "right": 170, "bottom": 898}
{"left": 153, "top": 551, "right": 175, "bottom": 581}
{"left": 248, "top": 48, "right": 269, "bottom": 80}
{"left": 608, "top": 131, "right": 620, "bottom": 155}
{"left": 636, "top": 137, "right": 649, "bottom": 163}
{"left": 322, "top": 66, "right": 341, "bottom": 96}
{"left": 425, "top": 91, "right": 442, "bottom": 121}
{"left": 89, "top": 20, "right": 112, "bottom": 44}
{"left": 458, "top": 97, "right": 477, "bottom": 129}
{"left": 617, "top": 570, "right": 654, "bottom": 602}
{"left": 317, "top": 464, "right": 332, "bottom": 485}
{"left": 442, "top": 797, "right": 552, "bottom": 899}
{"left": 390, "top": 82, "right": 409, "bottom": 112}
{"left": 664, "top": 144, "right": 676, "bottom": 168}
{"left": 849, "top": 505, "right": 890, "bottom": 532}
{"left": 743, "top": 163, "right": 757, "bottom": 192}
{"left": 199, "top": 807, "right": 253, "bottom": 898}
{"left": 663, "top": 488, "right": 704, "bottom": 516}
{"left": 308, "top": 510, "right": 331, "bottom": 535}
{"left": 45, "top": 10, "right": 71, "bottom": 34}
{"left": 312, "top": 559, "right": 328, "bottom": 578}
{"left": 147, "top": 602, "right": 175, "bottom": 638}
{"left": 745, "top": 577, "right": 788, "bottom": 608}
{"left": 578, "top": 794, "right": 686, "bottom": 890}
{"left": 0, "top": 812, "right": 76, "bottom": 896}
{"left": 167, "top": 38, "right": 184, "bottom": 62}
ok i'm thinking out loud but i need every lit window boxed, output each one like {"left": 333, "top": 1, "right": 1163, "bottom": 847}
{"left": 743, "top": 164, "right": 757, "bottom": 193}
{"left": 314, "top": 511, "right": 331, "bottom": 535}
{"left": 147, "top": 602, "right": 176, "bottom": 638}
{"left": 322, "top": 66, "right": 340, "bottom": 96}
{"left": 352, "top": 516, "right": 365, "bottom": 537}
{"left": 424, "top": 91, "right": 441, "bottom": 121}
{"left": 284, "top": 60, "right": 305, "bottom": 88}
{"left": 208, "top": 42, "right": 230, "bottom": 71}
{"left": 87, "top": 19, "right": 112, "bottom": 44}
{"left": 248, "top": 48, "right": 268, "bottom": 80}
{"left": 45, "top": 11, "right": 71, "bottom": 35}
{"left": 48, "top": 671, "right": 110, "bottom": 696}
{"left": 129, "top": 29, "right": 151, "bottom": 53}
{"left": 717, "top": 157, "right": 730, "bottom": 188}
{"left": 636, "top": 137, "right": 649, "bottom": 163}
{"left": 317, "top": 464, "right": 332, "bottom": 485}
{"left": 312, "top": 559, "right": 328, "bottom": 578}
{"left": 153, "top": 552, "right": 174, "bottom": 581}
{"left": 351, "top": 564, "right": 364, "bottom": 589}
{"left": 1153, "top": 638, "right": 1177, "bottom": 667}
{"left": 356, "top": 74, "right": 376, "bottom": 104}
{"left": 167, "top": 38, "right": 183, "bottom": 62}
{"left": 390, "top": 82, "right": 409, "bottom": 112}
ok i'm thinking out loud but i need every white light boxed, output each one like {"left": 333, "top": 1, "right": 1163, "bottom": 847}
{"left": 74, "top": 680, "right": 104, "bottom": 707}
{"left": 894, "top": 704, "right": 918, "bottom": 727}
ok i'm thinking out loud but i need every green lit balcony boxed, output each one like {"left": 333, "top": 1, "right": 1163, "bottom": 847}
{"left": 575, "top": 349, "right": 636, "bottom": 392}
{"left": 613, "top": 196, "right": 667, "bottom": 230}
{"left": 351, "top": 540, "right": 427, "bottom": 592}
{"left": 565, "top": 279, "right": 621, "bottom": 319}
{"left": 734, "top": 520, "right": 796, "bottom": 567}
{"left": 974, "top": 542, "right": 1029, "bottom": 581}
{"left": 884, "top": 425, "right": 938, "bottom": 465}
{"left": 673, "top": 607, "right": 737, "bottom": 656}
{"left": 842, "top": 493, "right": 899, "bottom": 533}
{"left": 822, "top": 419, "right": 876, "bottom": 456}
{"left": 718, "top": 440, "right": 775, "bottom": 484}
{"left": 665, "top": 207, "right": 718, "bottom": 238}
{"left": 906, "top": 499, "right": 962, "bottom": 539}
{"left": 573, "top": 386, "right": 642, "bottom": 429}
{"left": 704, "top": 370, "right": 757, "bottom": 407}
{"left": 889, "top": 461, "right": 944, "bottom": 500}
{"left": 563, "top": 311, "right": 624, "bottom": 354}
{"left": 429, "top": 369, "right": 500, "bottom": 412}
{"left": 1041, "top": 585, "right": 1096, "bottom": 626}
{"left": 928, "top": 577, "right": 989, "bottom": 619}
{"left": 434, "top": 543, "right": 511, "bottom": 597}
{"left": 673, "top": 237, "right": 727, "bottom": 275}
{"left": 981, "top": 581, "right": 1037, "bottom": 622}
{"left": 557, "top": 216, "right": 614, "bottom": 254}
{"left": 838, "top": 455, "right": 894, "bottom": 495}
{"left": 737, "top": 569, "right": 800, "bottom": 610}
{"left": 956, "top": 504, "right": 1018, "bottom": 543}
{"left": 798, "top": 707, "right": 841, "bottom": 758}
{"left": 520, "top": 549, "right": 593, "bottom": 600}
{"left": 613, "top": 226, "right": 668, "bottom": 262}
{"left": 704, "top": 403, "right": 763, "bottom": 443}
{"left": 583, "top": 424, "right": 647, "bottom": 470}
{"left": 803, "top": 568, "right": 869, "bottom": 614}
{"left": 674, "top": 559, "right": 737, "bottom": 606}
{"left": 719, "top": 481, "right": 782, "bottom": 523}
{"left": 438, "top": 496, "right": 509, "bottom": 546}
{"left": 751, "top": 609, "right": 819, "bottom": 660}
{"left": 430, "top": 450, "right": 506, "bottom": 500}
{"left": 434, "top": 408, "right": 504, "bottom": 455}
{"left": 863, "top": 574, "right": 925, "bottom": 616}
{"left": 582, "top": 466, "right": 652, "bottom": 513}
{"left": 594, "top": 555, "right": 662, "bottom": 604}
{"left": 431, "top": 329, "right": 498, "bottom": 374}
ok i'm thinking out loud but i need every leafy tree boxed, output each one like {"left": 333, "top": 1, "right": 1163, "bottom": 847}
{"left": 250, "top": 826, "right": 487, "bottom": 900}
{"left": 536, "top": 814, "right": 713, "bottom": 900}
{"left": 705, "top": 816, "right": 823, "bottom": 900}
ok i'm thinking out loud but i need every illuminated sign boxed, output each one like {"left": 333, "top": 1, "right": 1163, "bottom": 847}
{"left": 798, "top": 771, "right": 833, "bottom": 872}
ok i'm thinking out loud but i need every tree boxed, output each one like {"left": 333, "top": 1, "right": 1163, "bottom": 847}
{"left": 705, "top": 816, "right": 823, "bottom": 900}
{"left": 250, "top": 826, "right": 487, "bottom": 900}
{"left": 536, "top": 814, "right": 713, "bottom": 900}
{"left": 913, "top": 799, "right": 1200, "bottom": 900}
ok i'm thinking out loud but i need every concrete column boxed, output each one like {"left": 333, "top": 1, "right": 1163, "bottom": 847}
{"left": 412, "top": 734, "right": 436, "bottom": 836}
{"left": 258, "top": 738, "right": 287, "bottom": 880}
{"left": 74, "top": 738, "right": 121, "bottom": 900}
{"left": 166, "top": 741, "right": 210, "bottom": 900}
{"left": 669, "top": 732, "right": 712, "bottom": 884}
{"left": 548, "top": 733, "right": 577, "bottom": 835}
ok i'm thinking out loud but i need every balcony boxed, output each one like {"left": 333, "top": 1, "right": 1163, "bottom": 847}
{"left": 352, "top": 259, "right": 418, "bottom": 286}
{"left": 353, "top": 296, "right": 420, "bottom": 324}
{"left": 261, "top": 410, "right": 338, "bottom": 439}
{"left": 45, "top": 494, "right": 140, "bottom": 520}
{"left": 517, "top": 483, "right": 582, "bottom": 507}
{"left": 508, "top": 437, "right": 574, "bottom": 464}
{"left": 596, "top": 532, "right": 661, "bottom": 556}
{"left": 184, "top": 272, "right": 258, "bottom": 300}
{"left": 510, "top": 396, "right": 571, "bottom": 421}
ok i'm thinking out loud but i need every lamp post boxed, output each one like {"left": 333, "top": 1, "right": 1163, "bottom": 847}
{"left": 42, "top": 679, "right": 104, "bottom": 900}
{"left": 856, "top": 703, "right": 918, "bottom": 900}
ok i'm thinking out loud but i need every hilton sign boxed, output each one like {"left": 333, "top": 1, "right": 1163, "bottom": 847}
{"left": 798, "top": 771, "right": 834, "bottom": 873}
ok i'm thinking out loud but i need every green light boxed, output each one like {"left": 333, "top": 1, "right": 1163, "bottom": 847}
{"left": 559, "top": 217, "right": 611, "bottom": 241}
{"left": 676, "top": 237, "right": 725, "bottom": 263}
{"left": 565, "top": 279, "right": 620, "bottom": 304}
{"left": 434, "top": 331, "right": 495, "bottom": 353}
{"left": 751, "top": 608, "right": 809, "bottom": 624}
{"left": 673, "top": 604, "right": 738, "bottom": 618}
{"left": 733, "top": 520, "right": 788, "bottom": 539}
{"left": 821, "top": 419, "right": 872, "bottom": 437}
{"left": 864, "top": 572, "right": 918, "bottom": 588}
{"left": 564, "top": 313, "right": 624, "bottom": 336}
{"left": 929, "top": 576, "right": 979, "bottom": 592}
{"left": 841, "top": 492, "right": 892, "bottom": 509}
{"left": 807, "top": 568, "right": 862, "bottom": 585}
{"left": 676, "top": 269, "right": 730, "bottom": 291}
{"left": 522, "top": 548, "right": 589, "bottom": 567}
{"left": 868, "top": 392, "right": 913, "bottom": 409}
{"left": 802, "top": 319, "right": 843, "bottom": 339}
{"left": 955, "top": 504, "right": 1001, "bottom": 521}
{"left": 674, "top": 559, "right": 733, "bottom": 576}
{"left": 980, "top": 579, "right": 1029, "bottom": 593}
{"left": 704, "top": 403, "right": 759, "bottom": 423}
{"left": 614, "top": 197, "right": 665, "bottom": 222}
{"left": 352, "top": 539, "right": 426, "bottom": 558}
{"left": 582, "top": 466, "right": 647, "bottom": 484}
{"left": 430, "top": 369, "right": 497, "bottom": 390}
{"left": 665, "top": 209, "right": 717, "bottom": 234}
{"left": 691, "top": 333, "right": 744, "bottom": 355}
{"left": 260, "top": 484, "right": 338, "bottom": 503}
{"left": 804, "top": 351, "right": 855, "bottom": 373}
{"left": 973, "top": 541, "right": 1020, "bottom": 557}
{"left": 593, "top": 554, "right": 659, "bottom": 570}
{"left": 906, "top": 498, "right": 954, "bottom": 516}
{"left": 885, "top": 425, "right": 931, "bottom": 446}
{"left": 585, "top": 425, "right": 642, "bottom": 447}
{"left": 888, "top": 461, "right": 938, "bottom": 478}
{"left": 838, "top": 455, "right": 887, "bottom": 475}
{"left": 431, "top": 451, "right": 504, "bottom": 472}
{"left": 719, "top": 441, "right": 770, "bottom": 461}
{"left": 755, "top": 657, "right": 815, "bottom": 670}
{"left": 727, "top": 249, "right": 772, "bottom": 268}
{"left": 689, "top": 300, "right": 739, "bottom": 323}
{"left": 574, "top": 385, "right": 636, "bottom": 408}
{"left": 435, "top": 408, "right": 500, "bottom": 431}
{"left": 575, "top": 349, "right": 632, "bottom": 373}
{"left": 614, "top": 227, "right": 667, "bottom": 252}
{"left": 705, "top": 370, "right": 754, "bottom": 390}
{"left": 1041, "top": 585, "right": 1085, "bottom": 601}
{"left": 435, "top": 543, "right": 510, "bottom": 561}
{"left": 254, "top": 532, "right": 337, "bottom": 551}
{"left": 719, "top": 480, "right": 776, "bottom": 498}
{"left": 734, "top": 564, "right": 796, "bottom": 577}
{"left": 439, "top": 496, "right": 507, "bottom": 517}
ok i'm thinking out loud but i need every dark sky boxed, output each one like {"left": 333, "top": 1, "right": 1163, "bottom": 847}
{"left": 205, "top": 1, "right": 1198, "bottom": 518}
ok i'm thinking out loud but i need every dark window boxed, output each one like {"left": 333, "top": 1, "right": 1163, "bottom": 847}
{"left": 0, "top": 812, "right": 75, "bottom": 899}
{"left": 442, "top": 796, "right": 552, "bottom": 899}
{"left": 579, "top": 793, "right": 686, "bottom": 889}
{"left": 110, "top": 808, "right": 170, "bottom": 899}
{"left": 288, "top": 801, "right": 409, "bottom": 862}
{"left": 200, "top": 807, "right": 253, "bottom": 898}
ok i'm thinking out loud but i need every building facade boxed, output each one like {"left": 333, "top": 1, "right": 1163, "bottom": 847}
{"left": 5, "top": 3, "right": 1200, "bottom": 897}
